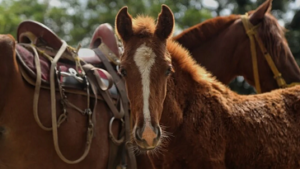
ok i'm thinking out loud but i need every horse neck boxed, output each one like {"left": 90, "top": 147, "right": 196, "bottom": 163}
{"left": 173, "top": 16, "right": 241, "bottom": 84}
{"left": 0, "top": 35, "right": 18, "bottom": 115}
{"left": 160, "top": 40, "right": 234, "bottom": 132}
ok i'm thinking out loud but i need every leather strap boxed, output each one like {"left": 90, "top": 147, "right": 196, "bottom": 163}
{"left": 50, "top": 41, "right": 94, "bottom": 164}
{"left": 82, "top": 62, "right": 126, "bottom": 169}
{"left": 15, "top": 43, "right": 53, "bottom": 131}
{"left": 82, "top": 64, "right": 123, "bottom": 119}
{"left": 98, "top": 42, "right": 120, "bottom": 65}
{"left": 32, "top": 44, "right": 53, "bottom": 131}
{"left": 94, "top": 48, "right": 137, "bottom": 169}
{"left": 17, "top": 39, "right": 122, "bottom": 164}
{"left": 241, "top": 14, "right": 262, "bottom": 93}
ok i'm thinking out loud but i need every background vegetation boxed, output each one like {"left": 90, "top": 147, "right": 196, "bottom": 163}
{"left": 1, "top": 0, "right": 299, "bottom": 94}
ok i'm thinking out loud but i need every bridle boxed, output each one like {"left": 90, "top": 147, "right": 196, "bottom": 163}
{"left": 241, "top": 13, "right": 300, "bottom": 93}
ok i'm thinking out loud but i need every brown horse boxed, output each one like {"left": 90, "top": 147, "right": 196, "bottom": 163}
{"left": 115, "top": 5, "right": 300, "bottom": 168}
{"left": 0, "top": 21, "right": 137, "bottom": 168}
{"left": 174, "top": 0, "right": 300, "bottom": 93}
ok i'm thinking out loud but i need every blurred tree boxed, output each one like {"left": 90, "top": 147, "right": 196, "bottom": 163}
{"left": 286, "top": 9, "right": 300, "bottom": 65}
{"left": 0, "top": 0, "right": 48, "bottom": 37}
{"left": 0, "top": 0, "right": 213, "bottom": 46}
{"left": 0, "top": 0, "right": 299, "bottom": 95}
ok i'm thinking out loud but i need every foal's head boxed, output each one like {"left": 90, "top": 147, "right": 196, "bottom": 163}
{"left": 116, "top": 5, "right": 174, "bottom": 150}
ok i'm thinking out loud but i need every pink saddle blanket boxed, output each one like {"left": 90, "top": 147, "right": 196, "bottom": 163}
{"left": 16, "top": 44, "right": 119, "bottom": 97}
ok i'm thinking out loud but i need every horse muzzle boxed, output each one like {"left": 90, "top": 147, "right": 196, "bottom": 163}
{"left": 134, "top": 122, "right": 161, "bottom": 150}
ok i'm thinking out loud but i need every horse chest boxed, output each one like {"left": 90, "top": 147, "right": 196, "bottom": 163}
{"left": 163, "top": 136, "right": 201, "bottom": 166}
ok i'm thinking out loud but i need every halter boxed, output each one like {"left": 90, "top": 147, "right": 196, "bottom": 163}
{"left": 241, "top": 13, "right": 300, "bottom": 93}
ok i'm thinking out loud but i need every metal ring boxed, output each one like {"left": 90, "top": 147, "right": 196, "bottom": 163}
{"left": 109, "top": 117, "right": 125, "bottom": 145}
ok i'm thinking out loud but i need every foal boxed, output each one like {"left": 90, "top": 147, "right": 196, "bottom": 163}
{"left": 116, "top": 5, "right": 300, "bottom": 169}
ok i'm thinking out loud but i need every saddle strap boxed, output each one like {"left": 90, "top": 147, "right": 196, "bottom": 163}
{"left": 15, "top": 43, "right": 53, "bottom": 131}
{"left": 50, "top": 41, "right": 94, "bottom": 164}
{"left": 31, "top": 44, "right": 53, "bottom": 131}
{"left": 94, "top": 48, "right": 137, "bottom": 169}
{"left": 21, "top": 41, "right": 119, "bottom": 164}
{"left": 82, "top": 64, "right": 123, "bottom": 119}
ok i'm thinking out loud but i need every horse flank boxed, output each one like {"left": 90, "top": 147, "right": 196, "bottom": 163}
{"left": 168, "top": 18, "right": 300, "bottom": 168}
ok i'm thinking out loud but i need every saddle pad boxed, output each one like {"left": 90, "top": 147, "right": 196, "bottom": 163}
{"left": 16, "top": 44, "right": 119, "bottom": 98}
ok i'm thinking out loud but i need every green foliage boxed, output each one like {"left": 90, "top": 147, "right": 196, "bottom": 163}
{"left": 0, "top": 0, "right": 299, "bottom": 94}
{"left": 0, "top": 0, "right": 48, "bottom": 37}
{"left": 0, "top": 0, "right": 213, "bottom": 46}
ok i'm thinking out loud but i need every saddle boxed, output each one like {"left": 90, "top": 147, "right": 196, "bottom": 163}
{"left": 83, "top": 23, "right": 122, "bottom": 66}
{"left": 17, "top": 21, "right": 122, "bottom": 67}
{"left": 15, "top": 20, "right": 136, "bottom": 168}
{"left": 17, "top": 20, "right": 120, "bottom": 97}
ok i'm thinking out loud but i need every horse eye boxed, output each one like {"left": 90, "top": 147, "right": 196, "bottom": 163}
{"left": 118, "top": 67, "right": 127, "bottom": 77}
{"left": 165, "top": 66, "right": 173, "bottom": 76}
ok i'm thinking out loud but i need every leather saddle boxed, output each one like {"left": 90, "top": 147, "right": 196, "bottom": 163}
{"left": 16, "top": 20, "right": 121, "bottom": 98}
{"left": 15, "top": 20, "right": 136, "bottom": 168}
{"left": 17, "top": 20, "right": 122, "bottom": 65}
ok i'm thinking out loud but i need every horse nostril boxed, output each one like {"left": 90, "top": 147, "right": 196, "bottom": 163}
{"left": 156, "top": 127, "right": 161, "bottom": 138}
{"left": 135, "top": 127, "right": 143, "bottom": 141}
{"left": 156, "top": 126, "right": 161, "bottom": 139}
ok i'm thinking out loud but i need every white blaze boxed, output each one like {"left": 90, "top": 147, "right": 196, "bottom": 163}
{"left": 133, "top": 43, "right": 156, "bottom": 122}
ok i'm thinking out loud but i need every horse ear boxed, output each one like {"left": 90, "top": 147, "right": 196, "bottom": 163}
{"left": 115, "top": 6, "right": 133, "bottom": 42}
{"left": 249, "top": 0, "right": 272, "bottom": 25}
{"left": 155, "top": 5, "right": 174, "bottom": 40}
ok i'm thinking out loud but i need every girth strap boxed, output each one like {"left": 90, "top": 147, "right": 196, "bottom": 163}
{"left": 94, "top": 48, "right": 137, "bottom": 169}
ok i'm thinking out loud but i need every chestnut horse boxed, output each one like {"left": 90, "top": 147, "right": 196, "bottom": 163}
{"left": 0, "top": 27, "right": 136, "bottom": 168}
{"left": 174, "top": 0, "right": 300, "bottom": 93}
{"left": 115, "top": 5, "right": 300, "bottom": 168}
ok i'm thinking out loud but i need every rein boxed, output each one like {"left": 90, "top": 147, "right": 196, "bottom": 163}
{"left": 241, "top": 13, "right": 300, "bottom": 93}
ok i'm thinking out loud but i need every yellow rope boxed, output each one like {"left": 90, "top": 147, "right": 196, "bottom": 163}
{"left": 253, "top": 32, "right": 288, "bottom": 88}
{"left": 241, "top": 13, "right": 262, "bottom": 93}
{"left": 240, "top": 13, "right": 300, "bottom": 92}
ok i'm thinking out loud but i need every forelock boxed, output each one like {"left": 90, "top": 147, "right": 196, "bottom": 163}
{"left": 132, "top": 16, "right": 156, "bottom": 38}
